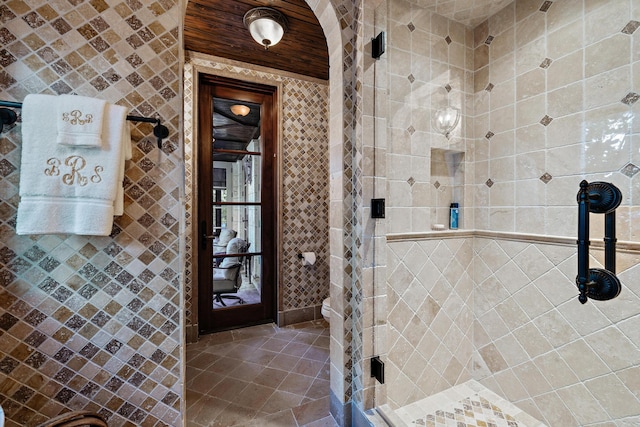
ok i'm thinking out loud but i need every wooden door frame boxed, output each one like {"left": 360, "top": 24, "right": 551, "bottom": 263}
{"left": 194, "top": 72, "right": 281, "bottom": 334}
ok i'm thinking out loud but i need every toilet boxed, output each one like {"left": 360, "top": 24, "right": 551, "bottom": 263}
{"left": 321, "top": 297, "right": 330, "bottom": 323}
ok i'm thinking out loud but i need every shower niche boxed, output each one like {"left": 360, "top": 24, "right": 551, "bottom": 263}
{"left": 430, "top": 148, "right": 465, "bottom": 230}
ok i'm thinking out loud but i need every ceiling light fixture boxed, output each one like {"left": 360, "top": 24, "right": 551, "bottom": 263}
{"left": 243, "top": 7, "right": 288, "bottom": 50}
{"left": 230, "top": 104, "right": 250, "bottom": 116}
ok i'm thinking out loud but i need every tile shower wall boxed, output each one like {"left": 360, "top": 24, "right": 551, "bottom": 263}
{"left": 472, "top": 0, "right": 640, "bottom": 237}
{"left": 383, "top": 0, "right": 640, "bottom": 425}
{"left": 386, "top": 237, "right": 474, "bottom": 408}
{"left": 385, "top": 0, "right": 475, "bottom": 234}
{"left": 182, "top": 54, "right": 330, "bottom": 329}
{"left": 470, "top": 2, "right": 640, "bottom": 424}
{"left": 0, "top": 1, "right": 182, "bottom": 426}
{"left": 473, "top": 237, "right": 640, "bottom": 426}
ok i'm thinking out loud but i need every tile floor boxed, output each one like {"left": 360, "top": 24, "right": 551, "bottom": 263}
{"left": 186, "top": 320, "right": 338, "bottom": 427}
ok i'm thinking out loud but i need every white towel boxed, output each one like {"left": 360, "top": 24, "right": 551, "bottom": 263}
{"left": 17, "top": 94, "right": 129, "bottom": 236}
{"left": 114, "top": 122, "right": 132, "bottom": 216}
{"left": 56, "top": 94, "right": 106, "bottom": 147}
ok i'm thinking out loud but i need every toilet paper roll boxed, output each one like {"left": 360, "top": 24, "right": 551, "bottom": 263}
{"left": 301, "top": 251, "right": 316, "bottom": 266}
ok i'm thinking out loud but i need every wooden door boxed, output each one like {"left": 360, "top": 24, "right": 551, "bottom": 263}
{"left": 197, "top": 75, "right": 277, "bottom": 333}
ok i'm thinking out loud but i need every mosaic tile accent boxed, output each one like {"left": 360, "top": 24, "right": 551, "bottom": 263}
{"left": 485, "top": 131, "right": 494, "bottom": 139}
{"left": 408, "top": 125, "right": 416, "bottom": 135}
{"left": 621, "top": 163, "right": 640, "bottom": 178}
{"left": 486, "top": 83, "right": 494, "bottom": 92}
{"left": 621, "top": 20, "right": 640, "bottom": 35}
{"left": 444, "top": 84, "right": 452, "bottom": 93}
{"left": 408, "top": 22, "right": 416, "bottom": 32}
{"left": 484, "top": 35, "right": 494, "bottom": 45}
{"left": 393, "top": 381, "right": 541, "bottom": 427}
{"left": 0, "top": 1, "right": 182, "bottom": 426}
{"left": 539, "top": 115, "right": 553, "bottom": 126}
{"left": 434, "top": 181, "right": 441, "bottom": 189}
{"left": 445, "top": 36, "right": 452, "bottom": 45}
{"left": 539, "top": 1, "right": 553, "bottom": 12}
{"left": 407, "top": 177, "right": 416, "bottom": 186}
{"left": 411, "top": 396, "right": 520, "bottom": 426}
{"left": 539, "top": 172, "right": 552, "bottom": 184}
{"left": 621, "top": 92, "right": 640, "bottom": 105}
{"left": 408, "top": 74, "right": 416, "bottom": 83}
{"left": 539, "top": 58, "right": 552, "bottom": 69}
{"left": 485, "top": 178, "right": 494, "bottom": 187}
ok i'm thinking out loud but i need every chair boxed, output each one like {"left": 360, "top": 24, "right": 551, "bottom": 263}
{"left": 213, "top": 237, "right": 247, "bottom": 306}
{"left": 38, "top": 411, "right": 108, "bottom": 427}
{"left": 213, "top": 228, "right": 237, "bottom": 255}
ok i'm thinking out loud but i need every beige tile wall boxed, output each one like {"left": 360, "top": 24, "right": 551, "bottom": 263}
{"left": 386, "top": 237, "right": 474, "bottom": 408}
{"left": 0, "top": 1, "right": 183, "bottom": 426}
{"left": 472, "top": 0, "right": 640, "bottom": 238}
{"left": 474, "top": 237, "right": 640, "bottom": 426}
{"left": 384, "top": 1, "right": 640, "bottom": 425}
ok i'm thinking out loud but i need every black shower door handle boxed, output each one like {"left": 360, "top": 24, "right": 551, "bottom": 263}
{"left": 575, "top": 180, "right": 622, "bottom": 304}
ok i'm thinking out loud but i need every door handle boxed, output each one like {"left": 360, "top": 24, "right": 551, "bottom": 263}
{"left": 200, "top": 221, "right": 216, "bottom": 250}
{"left": 575, "top": 180, "right": 622, "bottom": 304}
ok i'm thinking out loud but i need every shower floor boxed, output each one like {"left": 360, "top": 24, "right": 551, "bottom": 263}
{"left": 378, "top": 381, "right": 547, "bottom": 427}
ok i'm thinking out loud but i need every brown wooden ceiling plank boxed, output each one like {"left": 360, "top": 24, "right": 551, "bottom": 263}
{"left": 184, "top": 0, "right": 329, "bottom": 81}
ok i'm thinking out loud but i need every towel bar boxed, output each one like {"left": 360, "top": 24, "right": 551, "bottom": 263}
{"left": 0, "top": 99, "right": 169, "bottom": 149}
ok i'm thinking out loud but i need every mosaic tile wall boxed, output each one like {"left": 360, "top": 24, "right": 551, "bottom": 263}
{"left": 0, "top": 1, "right": 183, "bottom": 426}
{"left": 182, "top": 54, "right": 330, "bottom": 327}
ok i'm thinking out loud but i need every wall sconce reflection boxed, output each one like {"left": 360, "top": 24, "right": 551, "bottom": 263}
{"left": 432, "top": 106, "right": 461, "bottom": 138}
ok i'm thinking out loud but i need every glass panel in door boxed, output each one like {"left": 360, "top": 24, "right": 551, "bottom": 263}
{"left": 211, "top": 102, "right": 262, "bottom": 311}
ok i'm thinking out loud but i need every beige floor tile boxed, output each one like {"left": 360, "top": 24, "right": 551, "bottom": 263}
{"left": 268, "top": 352, "right": 301, "bottom": 371}
{"left": 186, "top": 321, "right": 336, "bottom": 427}
{"left": 292, "top": 396, "right": 331, "bottom": 426}
{"left": 236, "top": 382, "right": 275, "bottom": 410}
{"left": 260, "top": 336, "right": 291, "bottom": 352}
{"left": 281, "top": 341, "right": 310, "bottom": 357}
{"left": 227, "top": 360, "right": 264, "bottom": 382}
{"left": 279, "top": 372, "right": 315, "bottom": 395}
{"left": 303, "top": 345, "right": 330, "bottom": 362}
{"left": 253, "top": 366, "right": 287, "bottom": 389}
{"left": 302, "top": 415, "right": 340, "bottom": 427}
{"left": 293, "top": 358, "right": 325, "bottom": 377}
{"left": 186, "top": 394, "right": 228, "bottom": 426}
{"left": 251, "top": 409, "right": 298, "bottom": 426}
{"left": 260, "top": 390, "right": 305, "bottom": 414}
{"left": 187, "top": 369, "right": 225, "bottom": 394}
{"left": 211, "top": 402, "right": 258, "bottom": 427}
{"left": 207, "top": 377, "right": 249, "bottom": 402}
{"left": 305, "top": 378, "right": 330, "bottom": 400}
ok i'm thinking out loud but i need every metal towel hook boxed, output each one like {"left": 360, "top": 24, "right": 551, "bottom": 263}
{"left": 576, "top": 180, "right": 622, "bottom": 304}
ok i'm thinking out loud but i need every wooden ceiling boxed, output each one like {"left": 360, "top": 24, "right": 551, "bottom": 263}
{"left": 184, "top": 0, "right": 329, "bottom": 81}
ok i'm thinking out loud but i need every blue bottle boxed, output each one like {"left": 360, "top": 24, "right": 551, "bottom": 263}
{"left": 450, "top": 203, "right": 459, "bottom": 229}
